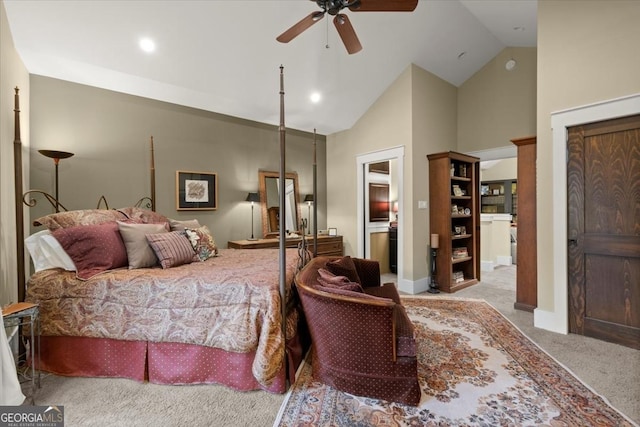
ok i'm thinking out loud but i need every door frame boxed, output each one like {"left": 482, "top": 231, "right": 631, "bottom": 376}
{"left": 356, "top": 146, "right": 404, "bottom": 286}
{"left": 539, "top": 93, "right": 640, "bottom": 334}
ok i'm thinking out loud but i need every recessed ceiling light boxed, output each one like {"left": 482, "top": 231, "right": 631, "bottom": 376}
{"left": 139, "top": 37, "right": 156, "bottom": 53}
{"left": 505, "top": 59, "right": 517, "bottom": 71}
{"left": 310, "top": 92, "right": 321, "bottom": 103}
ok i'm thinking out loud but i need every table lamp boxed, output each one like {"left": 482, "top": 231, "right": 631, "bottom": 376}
{"left": 304, "top": 194, "right": 314, "bottom": 235}
{"left": 246, "top": 192, "right": 260, "bottom": 240}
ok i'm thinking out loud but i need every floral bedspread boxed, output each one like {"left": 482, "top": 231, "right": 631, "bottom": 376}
{"left": 26, "top": 248, "right": 301, "bottom": 387}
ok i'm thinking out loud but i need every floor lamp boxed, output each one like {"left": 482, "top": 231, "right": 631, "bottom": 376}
{"left": 39, "top": 149, "right": 74, "bottom": 213}
{"left": 304, "top": 194, "right": 313, "bottom": 236}
{"left": 428, "top": 233, "right": 440, "bottom": 293}
{"left": 246, "top": 192, "right": 260, "bottom": 240}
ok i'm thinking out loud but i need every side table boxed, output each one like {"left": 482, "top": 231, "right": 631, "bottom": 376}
{"left": 3, "top": 302, "right": 41, "bottom": 399}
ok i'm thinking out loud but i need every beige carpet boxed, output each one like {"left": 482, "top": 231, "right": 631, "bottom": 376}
{"left": 18, "top": 265, "right": 639, "bottom": 425}
{"left": 274, "top": 296, "right": 637, "bottom": 426}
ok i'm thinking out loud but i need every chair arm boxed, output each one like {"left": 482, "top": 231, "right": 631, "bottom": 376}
{"left": 364, "top": 282, "right": 400, "bottom": 304}
{"left": 394, "top": 304, "right": 416, "bottom": 357}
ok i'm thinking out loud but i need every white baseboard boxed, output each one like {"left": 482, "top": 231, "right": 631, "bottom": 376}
{"left": 497, "top": 256, "right": 512, "bottom": 266}
{"left": 398, "top": 276, "right": 430, "bottom": 295}
{"left": 534, "top": 308, "right": 568, "bottom": 334}
{"left": 481, "top": 261, "right": 495, "bottom": 272}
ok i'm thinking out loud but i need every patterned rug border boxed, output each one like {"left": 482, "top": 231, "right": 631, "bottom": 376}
{"left": 274, "top": 296, "right": 639, "bottom": 427}
{"left": 400, "top": 295, "right": 637, "bottom": 424}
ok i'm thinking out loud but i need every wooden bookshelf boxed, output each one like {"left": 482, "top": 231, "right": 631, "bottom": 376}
{"left": 427, "top": 151, "right": 480, "bottom": 292}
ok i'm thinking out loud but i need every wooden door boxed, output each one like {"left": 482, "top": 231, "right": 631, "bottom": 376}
{"left": 567, "top": 114, "right": 640, "bottom": 349}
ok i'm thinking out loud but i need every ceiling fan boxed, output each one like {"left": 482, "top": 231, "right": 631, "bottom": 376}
{"left": 276, "top": 0, "right": 419, "bottom": 54}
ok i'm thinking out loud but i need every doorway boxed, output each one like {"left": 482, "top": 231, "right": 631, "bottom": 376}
{"left": 469, "top": 146, "right": 519, "bottom": 302}
{"left": 356, "top": 146, "right": 404, "bottom": 289}
{"left": 541, "top": 93, "right": 640, "bottom": 336}
{"left": 567, "top": 113, "right": 640, "bottom": 349}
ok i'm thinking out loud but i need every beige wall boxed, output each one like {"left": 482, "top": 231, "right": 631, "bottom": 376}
{"left": 410, "top": 65, "right": 458, "bottom": 284}
{"left": 536, "top": 1, "right": 640, "bottom": 313}
{"left": 327, "top": 64, "right": 457, "bottom": 291}
{"left": 28, "top": 76, "right": 327, "bottom": 248}
{"left": 480, "top": 157, "right": 517, "bottom": 182}
{"left": 0, "top": 1, "right": 30, "bottom": 305}
{"left": 458, "top": 47, "right": 537, "bottom": 152}
{"left": 327, "top": 66, "right": 412, "bottom": 258}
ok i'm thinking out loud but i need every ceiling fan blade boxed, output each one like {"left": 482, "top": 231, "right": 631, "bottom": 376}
{"left": 349, "top": 0, "right": 418, "bottom": 12}
{"left": 276, "top": 11, "right": 325, "bottom": 43}
{"left": 333, "top": 14, "right": 362, "bottom": 55}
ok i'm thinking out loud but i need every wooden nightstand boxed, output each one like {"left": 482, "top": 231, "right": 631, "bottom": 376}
{"left": 228, "top": 235, "right": 343, "bottom": 256}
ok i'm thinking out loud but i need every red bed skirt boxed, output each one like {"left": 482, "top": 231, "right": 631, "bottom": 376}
{"left": 36, "top": 334, "right": 304, "bottom": 393}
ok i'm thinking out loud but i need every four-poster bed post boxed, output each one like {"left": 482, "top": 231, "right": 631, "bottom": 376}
{"left": 150, "top": 136, "right": 156, "bottom": 212}
{"left": 13, "top": 87, "right": 26, "bottom": 303}
{"left": 312, "top": 129, "right": 318, "bottom": 257}
{"left": 278, "top": 66, "right": 287, "bottom": 372}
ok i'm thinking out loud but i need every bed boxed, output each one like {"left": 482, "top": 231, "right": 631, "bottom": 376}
{"left": 12, "top": 68, "right": 310, "bottom": 394}
{"left": 22, "top": 206, "right": 305, "bottom": 392}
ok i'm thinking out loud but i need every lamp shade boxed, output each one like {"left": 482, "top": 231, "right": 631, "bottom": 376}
{"left": 39, "top": 149, "right": 74, "bottom": 160}
{"left": 304, "top": 194, "right": 314, "bottom": 203}
{"left": 246, "top": 192, "right": 260, "bottom": 203}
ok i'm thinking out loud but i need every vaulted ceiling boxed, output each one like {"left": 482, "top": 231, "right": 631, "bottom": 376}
{"left": 4, "top": 0, "right": 537, "bottom": 135}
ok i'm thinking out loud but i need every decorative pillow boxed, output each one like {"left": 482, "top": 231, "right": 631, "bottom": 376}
{"left": 25, "top": 230, "right": 76, "bottom": 272}
{"left": 169, "top": 218, "right": 201, "bottom": 231}
{"left": 52, "top": 222, "right": 128, "bottom": 280}
{"left": 117, "top": 221, "right": 168, "bottom": 269}
{"left": 326, "top": 256, "right": 361, "bottom": 284}
{"left": 34, "top": 209, "right": 127, "bottom": 231}
{"left": 184, "top": 225, "right": 218, "bottom": 261}
{"left": 317, "top": 268, "right": 363, "bottom": 292}
{"left": 117, "top": 207, "right": 169, "bottom": 225}
{"left": 146, "top": 231, "right": 195, "bottom": 269}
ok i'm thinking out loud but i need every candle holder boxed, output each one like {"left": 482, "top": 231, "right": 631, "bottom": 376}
{"left": 428, "top": 233, "right": 440, "bottom": 294}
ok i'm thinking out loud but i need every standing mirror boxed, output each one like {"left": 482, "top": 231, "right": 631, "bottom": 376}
{"left": 259, "top": 171, "right": 302, "bottom": 238}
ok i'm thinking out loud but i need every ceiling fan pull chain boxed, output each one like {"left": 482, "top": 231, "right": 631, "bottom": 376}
{"left": 325, "top": 16, "right": 330, "bottom": 49}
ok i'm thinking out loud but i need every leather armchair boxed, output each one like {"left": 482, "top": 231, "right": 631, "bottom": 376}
{"left": 295, "top": 256, "right": 420, "bottom": 406}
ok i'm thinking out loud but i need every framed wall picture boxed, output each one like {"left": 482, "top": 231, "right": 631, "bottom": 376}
{"left": 369, "top": 182, "right": 390, "bottom": 222}
{"left": 176, "top": 171, "right": 218, "bottom": 211}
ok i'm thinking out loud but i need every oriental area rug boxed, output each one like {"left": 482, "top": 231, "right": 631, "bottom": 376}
{"left": 274, "top": 297, "right": 636, "bottom": 427}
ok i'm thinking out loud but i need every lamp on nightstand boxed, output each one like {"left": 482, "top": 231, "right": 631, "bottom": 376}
{"left": 304, "top": 194, "right": 314, "bottom": 235}
{"left": 246, "top": 192, "right": 260, "bottom": 240}
{"left": 428, "top": 233, "right": 440, "bottom": 294}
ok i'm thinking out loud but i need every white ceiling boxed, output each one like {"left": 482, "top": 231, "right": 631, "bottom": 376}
{"left": 4, "top": 0, "right": 537, "bottom": 135}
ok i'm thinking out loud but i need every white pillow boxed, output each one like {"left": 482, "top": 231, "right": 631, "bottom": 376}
{"left": 25, "top": 230, "right": 76, "bottom": 272}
